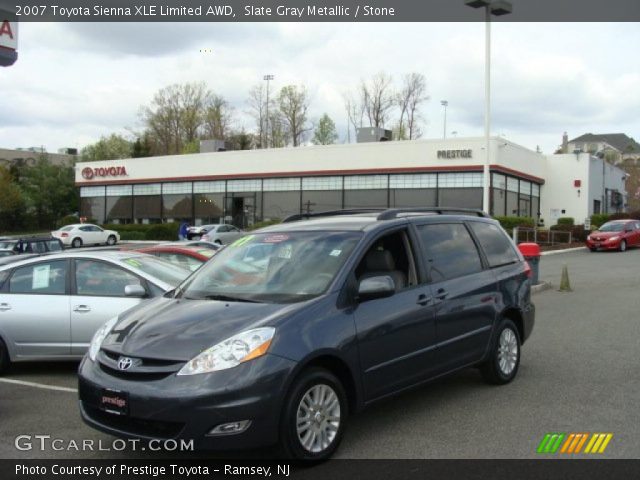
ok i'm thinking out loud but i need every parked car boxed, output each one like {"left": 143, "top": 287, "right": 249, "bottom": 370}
{"left": 52, "top": 224, "right": 120, "bottom": 248}
{"left": 132, "top": 245, "right": 216, "bottom": 272}
{"left": 0, "top": 251, "right": 191, "bottom": 373}
{"left": 199, "top": 224, "right": 244, "bottom": 244}
{"left": 0, "top": 249, "right": 15, "bottom": 258}
{"left": 586, "top": 219, "right": 640, "bottom": 252}
{"left": 181, "top": 240, "right": 223, "bottom": 251}
{"left": 78, "top": 208, "right": 535, "bottom": 460}
{"left": 0, "top": 236, "right": 64, "bottom": 254}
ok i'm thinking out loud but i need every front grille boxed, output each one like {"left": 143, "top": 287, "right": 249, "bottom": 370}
{"left": 98, "top": 363, "right": 172, "bottom": 381}
{"left": 83, "top": 403, "right": 184, "bottom": 439}
{"left": 98, "top": 349, "right": 184, "bottom": 379}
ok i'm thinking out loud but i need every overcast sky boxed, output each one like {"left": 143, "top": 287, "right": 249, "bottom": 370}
{"left": 1, "top": 22, "right": 639, "bottom": 154}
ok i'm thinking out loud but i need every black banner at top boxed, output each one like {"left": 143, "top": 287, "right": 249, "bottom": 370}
{"left": 1, "top": 0, "right": 640, "bottom": 22}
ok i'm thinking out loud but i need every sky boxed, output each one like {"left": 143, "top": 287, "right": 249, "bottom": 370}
{"left": 1, "top": 21, "right": 639, "bottom": 155}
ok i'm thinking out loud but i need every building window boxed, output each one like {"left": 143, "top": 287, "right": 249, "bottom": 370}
{"left": 227, "top": 179, "right": 261, "bottom": 192}
{"left": 593, "top": 199, "right": 601, "bottom": 215}
{"left": 390, "top": 174, "right": 437, "bottom": 189}
{"left": 344, "top": 175, "right": 388, "bottom": 190}
{"left": 439, "top": 173, "right": 482, "bottom": 188}
{"left": 194, "top": 181, "right": 225, "bottom": 193}
{"left": 162, "top": 182, "right": 192, "bottom": 194}
{"left": 133, "top": 183, "right": 161, "bottom": 196}
{"left": 80, "top": 197, "right": 106, "bottom": 224}
{"left": 263, "top": 178, "right": 300, "bottom": 191}
{"left": 439, "top": 188, "right": 482, "bottom": 209}
{"left": 194, "top": 193, "right": 224, "bottom": 225}
{"left": 390, "top": 189, "right": 437, "bottom": 208}
{"left": 80, "top": 186, "right": 106, "bottom": 198}
{"left": 302, "top": 176, "right": 342, "bottom": 191}
{"left": 344, "top": 190, "right": 388, "bottom": 208}
{"left": 263, "top": 191, "right": 301, "bottom": 221}
{"left": 301, "top": 191, "right": 343, "bottom": 214}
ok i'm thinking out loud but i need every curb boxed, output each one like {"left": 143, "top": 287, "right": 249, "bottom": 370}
{"left": 541, "top": 247, "right": 586, "bottom": 256}
{"left": 531, "top": 281, "right": 553, "bottom": 295}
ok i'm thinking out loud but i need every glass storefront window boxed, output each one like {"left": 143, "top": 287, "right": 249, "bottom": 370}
{"left": 106, "top": 196, "right": 132, "bottom": 224}
{"left": 194, "top": 193, "right": 224, "bottom": 225}
{"left": 163, "top": 194, "right": 192, "bottom": 223}
{"left": 263, "top": 191, "right": 301, "bottom": 221}
{"left": 344, "top": 189, "right": 388, "bottom": 208}
{"left": 133, "top": 196, "right": 161, "bottom": 224}
{"left": 79, "top": 197, "right": 105, "bottom": 224}
{"left": 390, "top": 189, "right": 437, "bottom": 207}
{"left": 301, "top": 191, "right": 343, "bottom": 214}
{"left": 439, "top": 188, "right": 482, "bottom": 209}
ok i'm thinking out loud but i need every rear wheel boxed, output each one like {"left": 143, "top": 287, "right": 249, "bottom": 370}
{"left": 481, "top": 319, "right": 521, "bottom": 385}
{"left": 72, "top": 237, "right": 83, "bottom": 248}
{"left": 106, "top": 235, "right": 117, "bottom": 246}
{"left": 619, "top": 240, "right": 627, "bottom": 252}
{"left": 0, "top": 338, "right": 10, "bottom": 374}
{"left": 279, "top": 368, "right": 347, "bottom": 461}
{"left": 214, "top": 240, "right": 222, "bottom": 245}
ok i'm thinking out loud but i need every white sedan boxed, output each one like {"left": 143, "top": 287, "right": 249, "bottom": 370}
{"left": 52, "top": 224, "right": 120, "bottom": 248}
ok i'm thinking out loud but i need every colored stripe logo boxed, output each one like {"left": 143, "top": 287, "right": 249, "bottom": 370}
{"left": 537, "top": 433, "right": 613, "bottom": 454}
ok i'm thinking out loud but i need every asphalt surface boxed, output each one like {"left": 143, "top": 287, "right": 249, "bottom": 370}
{"left": 1, "top": 247, "right": 639, "bottom": 459}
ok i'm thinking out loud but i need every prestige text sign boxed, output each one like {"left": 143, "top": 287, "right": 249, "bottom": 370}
{"left": 437, "top": 149, "right": 473, "bottom": 159}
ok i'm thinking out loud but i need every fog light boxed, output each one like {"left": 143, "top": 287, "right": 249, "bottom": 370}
{"left": 207, "top": 420, "right": 251, "bottom": 436}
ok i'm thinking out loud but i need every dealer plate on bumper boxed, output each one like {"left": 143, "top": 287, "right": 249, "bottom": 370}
{"left": 99, "top": 388, "right": 129, "bottom": 416}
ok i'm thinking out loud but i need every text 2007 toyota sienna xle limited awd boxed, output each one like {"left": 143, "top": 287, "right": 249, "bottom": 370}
{"left": 79, "top": 208, "right": 535, "bottom": 460}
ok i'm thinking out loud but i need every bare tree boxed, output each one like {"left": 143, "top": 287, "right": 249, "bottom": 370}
{"left": 401, "top": 73, "right": 429, "bottom": 140}
{"left": 343, "top": 92, "right": 365, "bottom": 143}
{"left": 278, "top": 85, "right": 311, "bottom": 147}
{"left": 361, "top": 72, "right": 395, "bottom": 128}
{"left": 247, "top": 84, "right": 267, "bottom": 149}
{"left": 203, "top": 94, "right": 234, "bottom": 141}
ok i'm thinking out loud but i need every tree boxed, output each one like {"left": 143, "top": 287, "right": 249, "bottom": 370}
{"left": 0, "top": 167, "right": 26, "bottom": 232}
{"left": 361, "top": 72, "right": 395, "bottom": 128}
{"left": 81, "top": 134, "right": 132, "bottom": 161}
{"left": 132, "top": 135, "right": 152, "bottom": 158}
{"left": 203, "top": 94, "right": 235, "bottom": 141}
{"left": 19, "top": 156, "right": 76, "bottom": 229}
{"left": 247, "top": 84, "right": 267, "bottom": 149}
{"left": 400, "top": 73, "right": 428, "bottom": 140}
{"left": 343, "top": 92, "right": 365, "bottom": 143}
{"left": 141, "top": 82, "right": 208, "bottom": 155}
{"left": 312, "top": 114, "right": 338, "bottom": 145}
{"left": 228, "top": 129, "right": 254, "bottom": 151}
{"left": 278, "top": 85, "right": 311, "bottom": 147}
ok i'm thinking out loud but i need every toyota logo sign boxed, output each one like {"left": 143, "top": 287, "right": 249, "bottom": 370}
{"left": 117, "top": 356, "right": 134, "bottom": 371}
{"left": 81, "top": 167, "right": 94, "bottom": 180}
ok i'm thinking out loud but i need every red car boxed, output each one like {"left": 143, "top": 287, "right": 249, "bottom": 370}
{"left": 586, "top": 219, "right": 640, "bottom": 252}
{"left": 132, "top": 245, "right": 216, "bottom": 271}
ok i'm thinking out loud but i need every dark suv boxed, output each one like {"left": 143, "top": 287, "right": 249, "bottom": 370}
{"left": 78, "top": 208, "right": 535, "bottom": 460}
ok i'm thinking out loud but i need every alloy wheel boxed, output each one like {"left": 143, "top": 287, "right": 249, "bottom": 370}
{"left": 296, "top": 384, "right": 341, "bottom": 454}
{"left": 497, "top": 328, "right": 519, "bottom": 376}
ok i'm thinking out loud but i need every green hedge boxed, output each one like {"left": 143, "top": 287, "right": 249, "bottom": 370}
{"left": 557, "top": 217, "right": 575, "bottom": 226}
{"left": 494, "top": 216, "right": 535, "bottom": 231}
{"left": 101, "top": 222, "right": 180, "bottom": 241}
{"left": 590, "top": 214, "right": 610, "bottom": 228}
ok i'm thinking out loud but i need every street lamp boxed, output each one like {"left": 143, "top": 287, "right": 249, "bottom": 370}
{"left": 263, "top": 74, "right": 274, "bottom": 148}
{"left": 440, "top": 100, "right": 449, "bottom": 139}
{"left": 464, "top": 0, "right": 512, "bottom": 214}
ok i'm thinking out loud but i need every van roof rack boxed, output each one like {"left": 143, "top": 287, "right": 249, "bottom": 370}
{"left": 376, "top": 207, "right": 489, "bottom": 220}
{"left": 282, "top": 209, "right": 386, "bottom": 223}
{"left": 282, "top": 207, "right": 489, "bottom": 223}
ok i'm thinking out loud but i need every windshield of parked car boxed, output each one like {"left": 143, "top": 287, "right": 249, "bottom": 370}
{"left": 598, "top": 222, "right": 626, "bottom": 232}
{"left": 178, "top": 231, "right": 362, "bottom": 303}
{"left": 121, "top": 256, "right": 191, "bottom": 287}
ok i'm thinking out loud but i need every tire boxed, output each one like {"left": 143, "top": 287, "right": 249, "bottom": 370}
{"left": 279, "top": 368, "right": 348, "bottom": 461}
{"left": 214, "top": 240, "right": 222, "bottom": 245}
{"left": 619, "top": 240, "right": 627, "bottom": 252}
{"left": 106, "top": 235, "right": 117, "bottom": 246}
{"left": 0, "top": 338, "right": 10, "bottom": 375}
{"left": 72, "top": 237, "right": 83, "bottom": 248}
{"left": 481, "top": 318, "right": 521, "bottom": 385}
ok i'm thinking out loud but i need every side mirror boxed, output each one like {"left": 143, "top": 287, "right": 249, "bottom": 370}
{"left": 124, "top": 284, "right": 147, "bottom": 298}
{"left": 358, "top": 276, "right": 396, "bottom": 302}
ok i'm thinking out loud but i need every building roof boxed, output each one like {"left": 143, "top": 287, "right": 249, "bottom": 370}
{"left": 569, "top": 133, "right": 640, "bottom": 153}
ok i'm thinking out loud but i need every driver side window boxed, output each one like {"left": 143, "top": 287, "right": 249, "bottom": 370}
{"left": 355, "top": 229, "right": 418, "bottom": 292}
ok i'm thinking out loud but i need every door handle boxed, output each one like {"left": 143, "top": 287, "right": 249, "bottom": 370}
{"left": 416, "top": 294, "right": 432, "bottom": 306}
{"left": 0, "top": 303, "right": 11, "bottom": 311}
{"left": 73, "top": 305, "right": 91, "bottom": 313}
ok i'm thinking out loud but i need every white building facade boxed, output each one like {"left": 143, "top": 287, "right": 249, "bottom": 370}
{"left": 74, "top": 137, "right": 628, "bottom": 228}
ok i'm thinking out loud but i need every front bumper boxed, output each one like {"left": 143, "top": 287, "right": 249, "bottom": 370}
{"left": 78, "top": 353, "right": 296, "bottom": 450}
{"left": 585, "top": 239, "right": 620, "bottom": 250}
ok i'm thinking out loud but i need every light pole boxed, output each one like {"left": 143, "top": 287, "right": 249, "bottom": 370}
{"left": 465, "top": 0, "right": 512, "bottom": 214}
{"left": 440, "top": 100, "right": 448, "bottom": 139}
{"left": 263, "top": 74, "right": 274, "bottom": 148}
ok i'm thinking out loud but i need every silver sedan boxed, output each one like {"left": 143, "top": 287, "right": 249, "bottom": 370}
{"left": 0, "top": 251, "right": 190, "bottom": 372}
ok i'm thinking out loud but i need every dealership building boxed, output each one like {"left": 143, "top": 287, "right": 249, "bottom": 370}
{"left": 75, "top": 136, "right": 628, "bottom": 228}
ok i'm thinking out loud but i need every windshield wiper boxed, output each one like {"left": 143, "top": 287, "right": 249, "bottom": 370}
{"left": 199, "top": 294, "right": 262, "bottom": 303}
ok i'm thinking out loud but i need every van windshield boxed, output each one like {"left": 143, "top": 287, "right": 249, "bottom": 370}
{"left": 178, "top": 231, "right": 361, "bottom": 303}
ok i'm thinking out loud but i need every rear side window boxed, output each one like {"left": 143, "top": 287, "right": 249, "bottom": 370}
{"left": 417, "top": 224, "right": 482, "bottom": 282}
{"left": 47, "top": 240, "right": 63, "bottom": 252}
{"left": 9, "top": 260, "right": 68, "bottom": 295}
{"left": 469, "top": 222, "right": 519, "bottom": 268}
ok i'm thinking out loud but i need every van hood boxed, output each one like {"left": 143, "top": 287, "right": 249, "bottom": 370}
{"left": 100, "top": 297, "right": 304, "bottom": 361}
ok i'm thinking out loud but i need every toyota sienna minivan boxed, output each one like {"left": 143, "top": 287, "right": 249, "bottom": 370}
{"left": 78, "top": 208, "right": 535, "bottom": 460}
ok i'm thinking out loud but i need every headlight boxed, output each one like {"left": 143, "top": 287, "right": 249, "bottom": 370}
{"left": 88, "top": 316, "right": 119, "bottom": 362}
{"left": 587, "top": 235, "right": 592, "bottom": 241}
{"left": 177, "top": 327, "right": 275, "bottom": 376}
{"left": 609, "top": 236, "right": 619, "bottom": 242}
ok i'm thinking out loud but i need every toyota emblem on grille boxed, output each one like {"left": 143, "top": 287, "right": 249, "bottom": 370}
{"left": 118, "top": 356, "right": 134, "bottom": 371}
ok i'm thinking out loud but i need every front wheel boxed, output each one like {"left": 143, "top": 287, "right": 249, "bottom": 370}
{"left": 106, "top": 235, "right": 117, "bottom": 246}
{"left": 481, "top": 319, "right": 521, "bottom": 385}
{"left": 279, "top": 368, "right": 347, "bottom": 461}
{"left": 619, "top": 240, "right": 627, "bottom": 252}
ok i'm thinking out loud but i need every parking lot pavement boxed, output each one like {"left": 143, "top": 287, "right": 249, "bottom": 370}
{"left": 1, "top": 248, "right": 639, "bottom": 459}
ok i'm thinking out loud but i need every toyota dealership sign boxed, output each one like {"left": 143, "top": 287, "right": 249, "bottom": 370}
{"left": 0, "top": 8, "right": 17, "bottom": 67}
